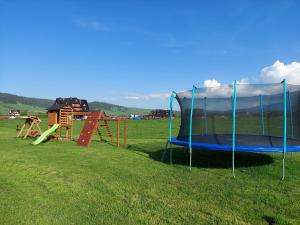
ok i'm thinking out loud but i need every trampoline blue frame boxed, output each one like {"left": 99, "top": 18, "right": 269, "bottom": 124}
{"left": 170, "top": 138, "right": 300, "bottom": 153}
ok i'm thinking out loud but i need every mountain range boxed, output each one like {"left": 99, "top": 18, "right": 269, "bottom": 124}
{"left": 0, "top": 92, "right": 151, "bottom": 116}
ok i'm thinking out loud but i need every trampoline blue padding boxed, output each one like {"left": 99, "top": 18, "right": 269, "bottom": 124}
{"left": 170, "top": 135, "right": 300, "bottom": 153}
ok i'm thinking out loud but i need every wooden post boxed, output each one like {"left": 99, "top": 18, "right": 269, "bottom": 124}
{"left": 97, "top": 125, "right": 104, "bottom": 141}
{"left": 24, "top": 120, "right": 34, "bottom": 139}
{"left": 36, "top": 122, "right": 42, "bottom": 135}
{"left": 124, "top": 120, "right": 127, "bottom": 145}
{"left": 17, "top": 124, "right": 26, "bottom": 137}
{"left": 117, "top": 120, "right": 120, "bottom": 147}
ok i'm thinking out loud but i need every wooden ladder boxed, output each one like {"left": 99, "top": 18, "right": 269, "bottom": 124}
{"left": 97, "top": 120, "right": 113, "bottom": 143}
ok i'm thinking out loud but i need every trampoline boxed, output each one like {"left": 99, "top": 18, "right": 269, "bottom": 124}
{"left": 164, "top": 80, "right": 300, "bottom": 179}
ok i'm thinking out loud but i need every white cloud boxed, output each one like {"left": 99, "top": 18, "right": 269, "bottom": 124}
{"left": 179, "top": 75, "right": 282, "bottom": 99}
{"left": 126, "top": 96, "right": 140, "bottom": 100}
{"left": 201, "top": 79, "right": 248, "bottom": 98}
{"left": 126, "top": 93, "right": 170, "bottom": 101}
{"left": 75, "top": 19, "right": 110, "bottom": 31}
{"left": 261, "top": 60, "right": 300, "bottom": 84}
{"left": 203, "top": 79, "right": 221, "bottom": 88}
{"left": 203, "top": 78, "right": 249, "bottom": 88}
{"left": 127, "top": 60, "right": 300, "bottom": 108}
{"left": 236, "top": 78, "right": 249, "bottom": 84}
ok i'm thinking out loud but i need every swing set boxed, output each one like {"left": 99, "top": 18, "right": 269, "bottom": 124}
{"left": 17, "top": 116, "right": 42, "bottom": 139}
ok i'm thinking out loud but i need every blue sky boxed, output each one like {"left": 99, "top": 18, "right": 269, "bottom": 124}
{"left": 0, "top": 0, "right": 299, "bottom": 109}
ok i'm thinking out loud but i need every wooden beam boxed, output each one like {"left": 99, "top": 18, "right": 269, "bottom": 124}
{"left": 124, "top": 120, "right": 127, "bottom": 145}
{"left": 117, "top": 120, "right": 120, "bottom": 147}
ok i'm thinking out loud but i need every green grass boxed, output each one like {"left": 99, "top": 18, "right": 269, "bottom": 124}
{"left": 0, "top": 118, "right": 300, "bottom": 224}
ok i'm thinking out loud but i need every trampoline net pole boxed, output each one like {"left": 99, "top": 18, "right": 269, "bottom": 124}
{"left": 288, "top": 91, "right": 294, "bottom": 138}
{"left": 169, "top": 92, "right": 176, "bottom": 143}
{"left": 189, "top": 86, "right": 196, "bottom": 171}
{"left": 260, "top": 94, "right": 265, "bottom": 136}
{"left": 282, "top": 79, "right": 287, "bottom": 180}
{"left": 169, "top": 92, "right": 176, "bottom": 164}
{"left": 204, "top": 97, "right": 208, "bottom": 134}
{"left": 232, "top": 80, "right": 237, "bottom": 178}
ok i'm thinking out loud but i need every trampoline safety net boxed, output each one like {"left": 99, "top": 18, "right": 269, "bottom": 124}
{"left": 173, "top": 82, "right": 300, "bottom": 151}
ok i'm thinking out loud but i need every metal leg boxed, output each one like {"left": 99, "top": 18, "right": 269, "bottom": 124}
{"left": 282, "top": 153, "right": 285, "bottom": 180}
{"left": 232, "top": 150, "right": 235, "bottom": 178}
{"left": 170, "top": 143, "right": 173, "bottom": 164}
{"left": 189, "top": 147, "right": 192, "bottom": 171}
{"left": 161, "top": 141, "right": 170, "bottom": 162}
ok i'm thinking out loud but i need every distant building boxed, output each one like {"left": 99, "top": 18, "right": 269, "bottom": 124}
{"left": 8, "top": 109, "right": 20, "bottom": 118}
{"left": 48, "top": 97, "right": 89, "bottom": 120}
{"left": 130, "top": 114, "right": 141, "bottom": 120}
{"left": 144, "top": 109, "right": 172, "bottom": 119}
{"left": 51, "top": 97, "right": 89, "bottom": 112}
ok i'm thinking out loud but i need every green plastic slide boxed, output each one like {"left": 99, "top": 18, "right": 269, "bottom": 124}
{"left": 32, "top": 124, "right": 60, "bottom": 145}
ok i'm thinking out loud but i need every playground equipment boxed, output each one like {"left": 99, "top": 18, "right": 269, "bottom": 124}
{"left": 48, "top": 106, "right": 73, "bottom": 141}
{"left": 17, "top": 116, "right": 42, "bottom": 139}
{"left": 32, "top": 124, "right": 60, "bottom": 145}
{"left": 77, "top": 111, "right": 126, "bottom": 147}
{"left": 163, "top": 80, "right": 300, "bottom": 179}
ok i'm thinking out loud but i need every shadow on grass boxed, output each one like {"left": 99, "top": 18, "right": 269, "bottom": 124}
{"left": 127, "top": 141, "right": 274, "bottom": 169}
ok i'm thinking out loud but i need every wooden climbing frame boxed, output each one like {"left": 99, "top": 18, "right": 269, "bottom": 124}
{"left": 77, "top": 111, "right": 127, "bottom": 147}
{"left": 17, "top": 116, "right": 42, "bottom": 139}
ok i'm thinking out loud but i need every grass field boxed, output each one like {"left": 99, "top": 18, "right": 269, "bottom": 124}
{"left": 0, "top": 118, "right": 300, "bottom": 225}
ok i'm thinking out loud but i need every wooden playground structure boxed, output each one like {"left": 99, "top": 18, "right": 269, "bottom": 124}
{"left": 16, "top": 101, "right": 127, "bottom": 147}
{"left": 77, "top": 111, "right": 127, "bottom": 147}
{"left": 47, "top": 104, "right": 126, "bottom": 146}
{"left": 17, "top": 116, "right": 42, "bottom": 139}
{"left": 48, "top": 106, "right": 73, "bottom": 141}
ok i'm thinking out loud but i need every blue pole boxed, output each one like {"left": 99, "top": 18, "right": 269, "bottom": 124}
{"left": 260, "top": 95, "right": 265, "bottom": 135}
{"left": 189, "top": 86, "right": 196, "bottom": 170}
{"left": 232, "top": 80, "right": 237, "bottom": 178}
{"left": 288, "top": 91, "right": 294, "bottom": 138}
{"left": 169, "top": 91, "right": 176, "bottom": 164}
{"left": 204, "top": 97, "right": 208, "bottom": 134}
{"left": 169, "top": 91, "right": 176, "bottom": 143}
{"left": 282, "top": 79, "right": 287, "bottom": 180}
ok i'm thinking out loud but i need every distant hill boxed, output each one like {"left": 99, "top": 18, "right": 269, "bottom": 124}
{"left": 0, "top": 92, "right": 151, "bottom": 116}
{"left": 89, "top": 101, "right": 151, "bottom": 116}
{"left": 0, "top": 93, "right": 53, "bottom": 108}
